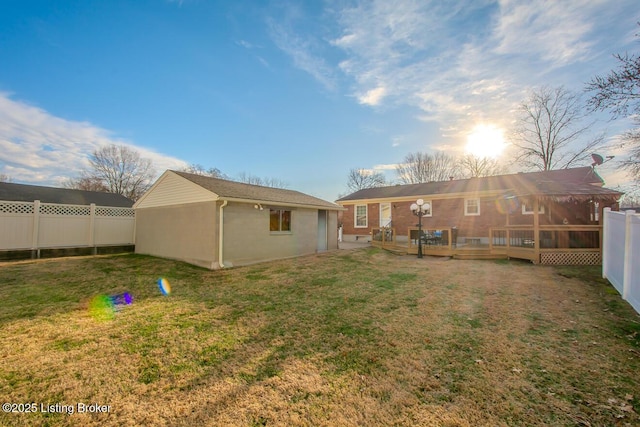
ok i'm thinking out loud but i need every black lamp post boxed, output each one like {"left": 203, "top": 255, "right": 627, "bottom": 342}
{"left": 410, "top": 199, "right": 430, "bottom": 258}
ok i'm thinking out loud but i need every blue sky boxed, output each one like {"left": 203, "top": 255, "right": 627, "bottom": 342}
{"left": 0, "top": 0, "right": 638, "bottom": 201}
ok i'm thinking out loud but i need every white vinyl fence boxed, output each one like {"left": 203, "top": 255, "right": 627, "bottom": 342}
{"left": 0, "top": 200, "right": 135, "bottom": 254}
{"left": 602, "top": 208, "right": 640, "bottom": 315}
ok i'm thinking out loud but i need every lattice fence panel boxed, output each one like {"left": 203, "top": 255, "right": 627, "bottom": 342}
{"left": 0, "top": 201, "right": 34, "bottom": 214}
{"left": 95, "top": 207, "right": 135, "bottom": 217}
{"left": 541, "top": 252, "right": 601, "bottom": 265}
{"left": 39, "top": 204, "right": 90, "bottom": 216}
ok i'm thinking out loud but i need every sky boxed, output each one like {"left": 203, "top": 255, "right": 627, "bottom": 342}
{"left": 0, "top": 0, "right": 638, "bottom": 202}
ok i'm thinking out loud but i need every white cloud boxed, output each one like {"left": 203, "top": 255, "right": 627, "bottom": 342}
{"left": 0, "top": 93, "right": 187, "bottom": 186}
{"left": 492, "top": 0, "right": 596, "bottom": 66}
{"left": 236, "top": 39, "right": 255, "bottom": 49}
{"left": 326, "top": 0, "right": 638, "bottom": 159}
{"left": 267, "top": 17, "right": 336, "bottom": 91}
{"left": 358, "top": 86, "right": 386, "bottom": 106}
{"left": 373, "top": 163, "right": 399, "bottom": 171}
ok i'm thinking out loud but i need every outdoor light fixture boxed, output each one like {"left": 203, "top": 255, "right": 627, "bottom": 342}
{"left": 254, "top": 204, "right": 263, "bottom": 210}
{"left": 410, "top": 199, "right": 431, "bottom": 258}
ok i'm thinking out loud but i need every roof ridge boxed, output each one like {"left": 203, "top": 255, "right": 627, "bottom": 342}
{"left": 171, "top": 170, "right": 307, "bottom": 194}
{"left": 336, "top": 167, "right": 614, "bottom": 202}
{"left": 170, "top": 170, "right": 340, "bottom": 209}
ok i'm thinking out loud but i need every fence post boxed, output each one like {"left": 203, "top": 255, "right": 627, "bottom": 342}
{"left": 623, "top": 210, "right": 636, "bottom": 300}
{"left": 31, "top": 200, "right": 40, "bottom": 259}
{"left": 89, "top": 204, "right": 97, "bottom": 255}
{"left": 602, "top": 207, "right": 611, "bottom": 280}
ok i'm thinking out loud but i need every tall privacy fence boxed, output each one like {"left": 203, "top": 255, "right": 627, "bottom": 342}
{"left": 0, "top": 200, "right": 135, "bottom": 256}
{"left": 602, "top": 207, "right": 640, "bottom": 315}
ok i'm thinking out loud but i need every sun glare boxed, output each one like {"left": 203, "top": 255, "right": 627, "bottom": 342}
{"left": 465, "top": 124, "right": 507, "bottom": 158}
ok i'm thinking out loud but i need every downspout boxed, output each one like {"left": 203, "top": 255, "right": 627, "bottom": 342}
{"left": 218, "top": 200, "right": 228, "bottom": 268}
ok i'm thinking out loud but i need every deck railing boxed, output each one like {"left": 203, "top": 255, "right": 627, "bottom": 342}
{"left": 490, "top": 225, "right": 602, "bottom": 264}
{"left": 407, "top": 227, "right": 456, "bottom": 255}
{"left": 373, "top": 224, "right": 602, "bottom": 265}
{"left": 371, "top": 227, "right": 396, "bottom": 247}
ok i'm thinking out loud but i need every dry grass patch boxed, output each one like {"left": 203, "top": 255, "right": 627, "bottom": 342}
{"left": 0, "top": 250, "right": 639, "bottom": 426}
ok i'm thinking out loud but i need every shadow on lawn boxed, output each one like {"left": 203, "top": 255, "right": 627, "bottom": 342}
{"left": 0, "top": 254, "right": 215, "bottom": 325}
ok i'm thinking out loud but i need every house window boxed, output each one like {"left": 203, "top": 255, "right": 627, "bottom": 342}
{"left": 355, "top": 205, "right": 368, "bottom": 228}
{"left": 521, "top": 203, "right": 545, "bottom": 215}
{"left": 465, "top": 198, "right": 480, "bottom": 216}
{"left": 420, "top": 200, "right": 433, "bottom": 217}
{"left": 270, "top": 209, "right": 291, "bottom": 232}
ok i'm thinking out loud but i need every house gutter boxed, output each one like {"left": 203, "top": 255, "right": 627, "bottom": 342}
{"left": 219, "top": 196, "right": 344, "bottom": 211}
{"left": 218, "top": 200, "right": 228, "bottom": 268}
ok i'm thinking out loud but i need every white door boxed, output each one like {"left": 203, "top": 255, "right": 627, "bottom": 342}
{"left": 317, "top": 210, "right": 328, "bottom": 252}
{"left": 380, "top": 203, "right": 391, "bottom": 227}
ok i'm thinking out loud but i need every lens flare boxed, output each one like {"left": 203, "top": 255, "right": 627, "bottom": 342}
{"left": 111, "top": 292, "right": 133, "bottom": 306}
{"left": 89, "top": 294, "right": 115, "bottom": 321}
{"left": 157, "top": 278, "right": 171, "bottom": 296}
{"left": 495, "top": 195, "right": 519, "bottom": 215}
{"left": 88, "top": 292, "right": 133, "bottom": 321}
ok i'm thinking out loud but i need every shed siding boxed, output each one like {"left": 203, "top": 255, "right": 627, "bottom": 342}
{"left": 135, "top": 172, "right": 216, "bottom": 209}
{"left": 135, "top": 201, "right": 218, "bottom": 269}
{"left": 223, "top": 202, "right": 318, "bottom": 266}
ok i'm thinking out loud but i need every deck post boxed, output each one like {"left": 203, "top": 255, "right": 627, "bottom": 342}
{"left": 533, "top": 197, "right": 540, "bottom": 264}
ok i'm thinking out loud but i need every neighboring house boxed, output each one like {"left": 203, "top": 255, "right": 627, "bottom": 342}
{"left": 0, "top": 182, "right": 134, "bottom": 207}
{"left": 336, "top": 167, "right": 623, "bottom": 264}
{"left": 0, "top": 182, "right": 135, "bottom": 259}
{"left": 134, "top": 170, "right": 343, "bottom": 269}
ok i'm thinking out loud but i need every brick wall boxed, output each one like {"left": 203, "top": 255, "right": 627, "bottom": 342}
{"left": 339, "top": 197, "right": 613, "bottom": 240}
{"left": 340, "top": 197, "right": 511, "bottom": 240}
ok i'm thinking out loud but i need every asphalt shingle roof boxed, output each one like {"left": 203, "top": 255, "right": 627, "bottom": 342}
{"left": 0, "top": 182, "right": 134, "bottom": 207}
{"left": 173, "top": 171, "right": 342, "bottom": 210}
{"left": 337, "top": 167, "right": 622, "bottom": 203}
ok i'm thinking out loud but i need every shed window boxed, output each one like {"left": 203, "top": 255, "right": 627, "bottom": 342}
{"left": 355, "top": 205, "right": 368, "bottom": 228}
{"left": 270, "top": 209, "right": 291, "bottom": 232}
{"left": 465, "top": 198, "right": 480, "bottom": 216}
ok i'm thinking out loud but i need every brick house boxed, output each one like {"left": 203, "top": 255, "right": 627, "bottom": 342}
{"left": 336, "top": 167, "right": 622, "bottom": 264}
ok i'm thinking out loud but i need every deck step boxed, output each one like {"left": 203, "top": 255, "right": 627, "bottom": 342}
{"left": 453, "top": 252, "right": 507, "bottom": 260}
{"left": 376, "top": 244, "right": 509, "bottom": 260}
{"left": 381, "top": 246, "right": 408, "bottom": 256}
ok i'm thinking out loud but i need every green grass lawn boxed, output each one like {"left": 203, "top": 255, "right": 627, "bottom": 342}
{"left": 0, "top": 249, "right": 639, "bottom": 426}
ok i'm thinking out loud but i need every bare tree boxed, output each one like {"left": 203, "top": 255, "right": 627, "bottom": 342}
{"left": 587, "top": 54, "right": 640, "bottom": 118}
{"left": 510, "top": 86, "right": 604, "bottom": 170}
{"left": 235, "top": 172, "right": 288, "bottom": 188}
{"left": 395, "top": 151, "right": 460, "bottom": 184}
{"left": 0, "top": 173, "right": 11, "bottom": 183}
{"left": 586, "top": 29, "right": 640, "bottom": 182}
{"left": 180, "top": 164, "right": 227, "bottom": 178}
{"left": 457, "top": 154, "right": 507, "bottom": 178}
{"left": 619, "top": 191, "right": 640, "bottom": 208}
{"left": 64, "top": 176, "right": 109, "bottom": 192}
{"left": 619, "top": 128, "right": 640, "bottom": 180}
{"left": 346, "top": 168, "right": 387, "bottom": 193}
{"left": 67, "top": 145, "right": 156, "bottom": 201}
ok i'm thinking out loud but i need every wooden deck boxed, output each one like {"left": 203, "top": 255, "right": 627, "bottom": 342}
{"left": 370, "top": 225, "right": 602, "bottom": 265}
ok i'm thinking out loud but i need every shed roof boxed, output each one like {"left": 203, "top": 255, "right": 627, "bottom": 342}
{"left": 171, "top": 171, "right": 342, "bottom": 210}
{"left": 337, "top": 167, "right": 622, "bottom": 203}
{"left": 0, "top": 182, "right": 134, "bottom": 207}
